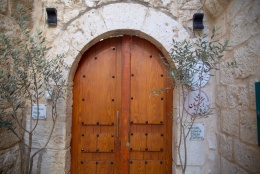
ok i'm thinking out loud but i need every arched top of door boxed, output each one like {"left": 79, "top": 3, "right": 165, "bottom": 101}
{"left": 48, "top": 2, "right": 190, "bottom": 82}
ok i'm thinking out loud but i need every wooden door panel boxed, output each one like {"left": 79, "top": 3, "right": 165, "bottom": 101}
{"left": 146, "top": 160, "right": 165, "bottom": 174}
{"left": 81, "top": 41, "right": 117, "bottom": 125}
{"left": 130, "top": 37, "right": 165, "bottom": 124}
{"left": 130, "top": 133, "right": 146, "bottom": 151}
{"left": 72, "top": 36, "right": 172, "bottom": 174}
{"left": 81, "top": 134, "right": 114, "bottom": 153}
{"left": 81, "top": 134, "right": 97, "bottom": 152}
{"left": 79, "top": 161, "right": 97, "bottom": 174}
{"left": 130, "top": 160, "right": 145, "bottom": 174}
{"left": 147, "top": 133, "right": 164, "bottom": 152}
{"left": 97, "top": 134, "right": 115, "bottom": 152}
{"left": 97, "top": 161, "right": 114, "bottom": 174}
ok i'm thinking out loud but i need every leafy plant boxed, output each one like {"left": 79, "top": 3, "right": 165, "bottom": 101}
{"left": 152, "top": 26, "right": 236, "bottom": 174}
{"left": 0, "top": 4, "right": 68, "bottom": 174}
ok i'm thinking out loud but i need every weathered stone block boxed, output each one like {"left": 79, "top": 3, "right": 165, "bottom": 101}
{"left": 249, "top": 78, "right": 258, "bottom": 110}
{"left": 141, "top": 6, "right": 189, "bottom": 50}
{"left": 207, "top": 135, "right": 217, "bottom": 150}
{"left": 221, "top": 109, "right": 239, "bottom": 136}
{"left": 0, "top": 144, "right": 20, "bottom": 174}
{"left": 204, "top": 0, "right": 224, "bottom": 18}
{"left": 227, "top": 0, "right": 250, "bottom": 22}
{"left": 238, "top": 86, "right": 249, "bottom": 109}
{"left": 0, "top": 0, "right": 7, "bottom": 14}
{"left": 234, "top": 37, "right": 260, "bottom": 78}
{"left": 219, "top": 64, "right": 235, "bottom": 85}
{"left": 24, "top": 114, "right": 68, "bottom": 149}
{"left": 219, "top": 133, "right": 233, "bottom": 160}
{"left": 221, "top": 156, "right": 246, "bottom": 174}
{"left": 184, "top": 166, "right": 201, "bottom": 174}
{"left": 0, "top": 14, "right": 20, "bottom": 36}
{"left": 0, "top": 128, "right": 20, "bottom": 150}
{"left": 179, "top": 0, "right": 202, "bottom": 10}
{"left": 227, "top": 85, "right": 240, "bottom": 108}
{"left": 85, "top": 0, "right": 97, "bottom": 7}
{"left": 31, "top": 147, "right": 70, "bottom": 173}
{"left": 63, "top": 9, "right": 81, "bottom": 24}
{"left": 178, "top": 138, "right": 206, "bottom": 166}
{"left": 0, "top": 110, "right": 23, "bottom": 149}
{"left": 216, "top": 86, "right": 227, "bottom": 108}
{"left": 229, "top": 1, "right": 260, "bottom": 47}
{"left": 234, "top": 139, "right": 260, "bottom": 173}
{"left": 64, "top": 9, "right": 107, "bottom": 52}
{"left": 100, "top": 3, "right": 147, "bottom": 31}
{"left": 240, "top": 110, "right": 258, "bottom": 145}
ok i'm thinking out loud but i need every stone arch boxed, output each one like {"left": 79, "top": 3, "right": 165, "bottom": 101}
{"left": 48, "top": 2, "right": 190, "bottom": 172}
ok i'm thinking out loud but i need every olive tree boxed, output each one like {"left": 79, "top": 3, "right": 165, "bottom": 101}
{"left": 0, "top": 4, "right": 68, "bottom": 174}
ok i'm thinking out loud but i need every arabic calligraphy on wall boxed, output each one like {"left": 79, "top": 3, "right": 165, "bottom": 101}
{"left": 184, "top": 90, "right": 210, "bottom": 116}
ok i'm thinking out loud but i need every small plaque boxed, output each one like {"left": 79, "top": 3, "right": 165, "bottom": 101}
{"left": 189, "top": 124, "right": 204, "bottom": 141}
{"left": 32, "top": 104, "right": 46, "bottom": 119}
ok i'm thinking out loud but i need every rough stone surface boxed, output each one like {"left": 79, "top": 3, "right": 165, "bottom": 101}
{"left": 31, "top": 147, "right": 70, "bottom": 173}
{"left": 216, "top": 86, "right": 227, "bottom": 108}
{"left": 234, "top": 139, "right": 260, "bottom": 173}
{"left": 249, "top": 78, "right": 258, "bottom": 109}
{"left": 0, "top": 128, "right": 20, "bottom": 150}
{"left": 219, "top": 65, "right": 235, "bottom": 85}
{"left": 229, "top": 1, "right": 260, "bottom": 47}
{"left": 221, "top": 109, "right": 239, "bottom": 136}
{"left": 226, "top": 85, "right": 239, "bottom": 108}
{"left": 221, "top": 156, "right": 247, "bottom": 174}
{"left": 0, "top": 144, "right": 20, "bottom": 174}
{"left": 219, "top": 133, "right": 233, "bottom": 160}
{"left": 234, "top": 37, "right": 260, "bottom": 78}
{"left": 227, "top": 0, "right": 250, "bottom": 22}
{"left": 179, "top": 139, "right": 206, "bottom": 165}
{"left": 238, "top": 86, "right": 250, "bottom": 109}
{"left": 0, "top": 14, "right": 20, "bottom": 35}
{"left": 0, "top": 110, "right": 23, "bottom": 149}
{"left": 207, "top": 135, "right": 217, "bottom": 150}
{"left": 24, "top": 114, "right": 68, "bottom": 149}
{"left": 240, "top": 110, "right": 258, "bottom": 145}
{"left": 184, "top": 166, "right": 201, "bottom": 174}
{"left": 204, "top": 0, "right": 224, "bottom": 18}
{"left": 0, "top": 0, "right": 7, "bottom": 14}
{"left": 101, "top": 3, "right": 147, "bottom": 31}
{"left": 63, "top": 8, "right": 81, "bottom": 24}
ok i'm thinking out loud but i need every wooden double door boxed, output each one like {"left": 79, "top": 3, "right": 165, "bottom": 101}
{"left": 71, "top": 36, "right": 173, "bottom": 174}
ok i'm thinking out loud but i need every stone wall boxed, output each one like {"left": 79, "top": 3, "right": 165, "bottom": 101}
{"left": 0, "top": 0, "right": 33, "bottom": 173}
{"left": 31, "top": 0, "right": 218, "bottom": 173}
{"left": 208, "top": 0, "right": 260, "bottom": 173}
{"left": 1, "top": 0, "right": 259, "bottom": 173}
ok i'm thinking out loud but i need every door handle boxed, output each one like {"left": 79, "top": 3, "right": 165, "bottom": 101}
{"left": 116, "top": 111, "right": 119, "bottom": 138}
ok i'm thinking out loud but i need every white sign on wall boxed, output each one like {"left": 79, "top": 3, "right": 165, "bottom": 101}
{"left": 189, "top": 123, "right": 205, "bottom": 141}
{"left": 32, "top": 104, "right": 47, "bottom": 119}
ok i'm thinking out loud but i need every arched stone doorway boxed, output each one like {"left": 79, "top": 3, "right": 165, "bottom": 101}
{"left": 46, "top": 3, "right": 189, "bottom": 173}
{"left": 71, "top": 35, "right": 173, "bottom": 173}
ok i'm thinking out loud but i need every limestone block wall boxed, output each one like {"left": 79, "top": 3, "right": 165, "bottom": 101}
{"left": 0, "top": 1, "right": 32, "bottom": 173}
{"left": 205, "top": 0, "right": 260, "bottom": 173}
{"left": 1, "top": 0, "right": 259, "bottom": 173}
{"left": 31, "top": 0, "right": 218, "bottom": 173}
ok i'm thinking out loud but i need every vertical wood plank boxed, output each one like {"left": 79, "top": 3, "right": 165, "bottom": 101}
{"left": 121, "top": 35, "right": 131, "bottom": 174}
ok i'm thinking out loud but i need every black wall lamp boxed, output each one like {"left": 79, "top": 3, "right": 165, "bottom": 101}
{"left": 193, "top": 13, "right": 204, "bottom": 30}
{"left": 46, "top": 8, "right": 57, "bottom": 25}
